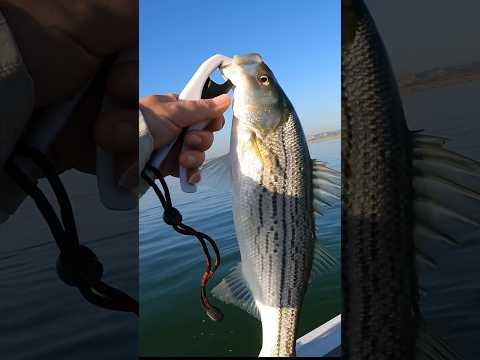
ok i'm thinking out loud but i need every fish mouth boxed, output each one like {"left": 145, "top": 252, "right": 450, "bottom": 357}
{"left": 220, "top": 53, "right": 263, "bottom": 69}
{"left": 233, "top": 53, "right": 263, "bottom": 65}
{"left": 220, "top": 53, "right": 264, "bottom": 85}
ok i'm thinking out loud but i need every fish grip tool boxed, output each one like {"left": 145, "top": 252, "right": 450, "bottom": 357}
{"left": 141, "top": 164, "right": 223, "bottom": 322}
{"left": 6, "top": 147, "right": 139, "bottom": 315}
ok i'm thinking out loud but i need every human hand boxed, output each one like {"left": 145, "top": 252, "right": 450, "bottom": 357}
{"left": 2, "top": 0, "right": 138, "bottom": 183}
{"left": 139, "top": 93, "right": 231, "bottom": 184}
{"left": 46, "top": 51, "right": 138, "bottom": 186}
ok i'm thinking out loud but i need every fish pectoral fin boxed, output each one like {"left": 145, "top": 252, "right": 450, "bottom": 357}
{"left": 199, "top": 153, "right": 232, "bottom": 192}
{"left": 211, "top": 263, "right": 260, "bottom": 320}
{"left": 311, "top": 159, "right": 340, "bottom": 215}
{"left": 412, "top": 133, "right": 480, "bottom": 272}
{"left": 309, "top": 240, "right": 339, "bottom": 284}
{"left": 416, "top": 322, "right": 463, "bottom": 360}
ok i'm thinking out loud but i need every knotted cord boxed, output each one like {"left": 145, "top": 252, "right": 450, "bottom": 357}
{"left": 141, "top": 164, "right": 223, "bottom": 321}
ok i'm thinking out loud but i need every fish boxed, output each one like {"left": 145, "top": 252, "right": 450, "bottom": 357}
{"left": 200, "top": 53, "right": 340, "bottom": 357}
{"left": 342, "top": 0, "right": 480, "bottom": 359}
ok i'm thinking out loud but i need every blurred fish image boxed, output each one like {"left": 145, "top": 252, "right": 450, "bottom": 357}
{"left": 342, "top": 1, "right": 480, "bottom": 359}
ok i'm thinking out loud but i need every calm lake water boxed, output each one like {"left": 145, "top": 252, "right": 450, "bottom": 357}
{"left": 139, "top": 139, "right": 341, "bottom": 357}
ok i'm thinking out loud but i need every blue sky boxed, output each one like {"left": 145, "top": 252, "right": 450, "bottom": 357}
{"left": 140, "top": 0, "right": 340, "bottom": 157}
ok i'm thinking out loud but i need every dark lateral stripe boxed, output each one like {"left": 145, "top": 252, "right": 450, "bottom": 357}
{"left": 280, "top": 126, "right": 288, "bottom": 306}
{"left": 258, "top": 180, "right": 264, "bottom": 227}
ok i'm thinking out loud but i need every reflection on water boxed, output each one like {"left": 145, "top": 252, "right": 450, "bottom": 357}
{"left": 140, "top": 139, "right": 341, "bottom": 357}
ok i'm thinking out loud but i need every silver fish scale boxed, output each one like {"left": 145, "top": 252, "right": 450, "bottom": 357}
{"left": 232, "top": 109, "right": 314, "bottom": 355}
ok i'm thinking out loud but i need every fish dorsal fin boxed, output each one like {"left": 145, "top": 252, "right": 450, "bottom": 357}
{"left": 412, "top": 133, "right": 480, "bottom": 254}
{"left": 412, "top": 133, "right": 480, "bottom": 302}
{"left": 199, "top": 153, "right": 232, "bottom": 192}
{"left": 311, "top": 159, "right": 340, "bottom": 215}
{"left": 309, "top": 159, "right": 340, "bottom": 282}
{"left": 211, "top": 263, "right": 260, "bottom": 320}
{"left": 309, "top": 240, "right": 339, "bottom": 284}
{"left": 416, "top": 323, "right": 463, "bottom": 360}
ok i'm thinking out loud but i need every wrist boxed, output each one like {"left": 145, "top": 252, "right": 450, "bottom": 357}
{"left": 138, "top": 107, "right": 155, "bottom": 173}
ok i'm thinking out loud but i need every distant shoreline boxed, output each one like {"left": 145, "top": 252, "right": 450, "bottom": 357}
{"left": 307, "top": 130, "right": 341, "bottom": 144}
{"left": 398, "top": 61, "right": 480, "bottom": 96}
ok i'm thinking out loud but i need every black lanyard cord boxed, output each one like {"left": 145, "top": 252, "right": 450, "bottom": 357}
{"left": 19, "top": 147, "right": 79, "bottom": 244}
{"left": 5, "top": 153, "right": 75, "bottom": 253}
{"left": 141, "top": 165, "right": 223, "bottom": 321}
{"left": 5, "top": 147, "right": 139, "bottom": 316}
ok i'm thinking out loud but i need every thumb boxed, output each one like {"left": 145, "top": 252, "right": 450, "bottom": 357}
{"left": 169, "top": 94, "right": 231, "bottom": 128}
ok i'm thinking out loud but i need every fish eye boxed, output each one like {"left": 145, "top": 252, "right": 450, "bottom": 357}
{"left": 258, "top": 74, "right": 270, "bottom": 85}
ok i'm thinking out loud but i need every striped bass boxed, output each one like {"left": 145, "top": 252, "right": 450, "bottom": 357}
{"left": 202, "top": 53, "right": 340, "bottom": 357}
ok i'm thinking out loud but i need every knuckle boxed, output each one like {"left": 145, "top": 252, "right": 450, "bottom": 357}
{"left": 204, "top": 131, "right": 214, "bottom": 144}
{"left": 166, "top": 92, "right": 178, "bottom": 99}
{"left": 140, "top": 95, "right": 156, "bottom": 105}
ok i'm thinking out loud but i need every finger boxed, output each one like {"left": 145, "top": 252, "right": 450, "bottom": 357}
{"left": 159, "top": 140, "right": 182, "bottom": 177}
{"left": 184, "top": 130, "right": 214, "bottom": 152}
{"left": 149, "top": 93, "right": 178, "bottom": 103}
{"left": 140, "top": 93, "right": 179, "bottom": 106}
{"left": 95, "top": 108, "right": 138, "bottom": 153}
{"left": 167, "top": 94, "right": 230, "bottom": 128}
{"left": 205, "top": 114, "right": 225, "bottom": 132}
{"left": 139, "top": 93, "right": 228, "bottom": 150}
{"left": 114, "top": 152, "right": 139, "bottom": 190}
{"left": 179, "top": 150, "right": 205, "bottom": 169}
{"left": 140, "top": 106, "right": 179, "bottom": 149}
{"left": 45, "top": 70, "right": 102, "bottom": 173}
{"left": 162, "top": 93, "right": 179, "bottom": 101}
{"left": 186, "top": 169, "right": 201, "bottom": 184}
{"left": 105, "top": 57, "right": 138, "bottom": 105}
